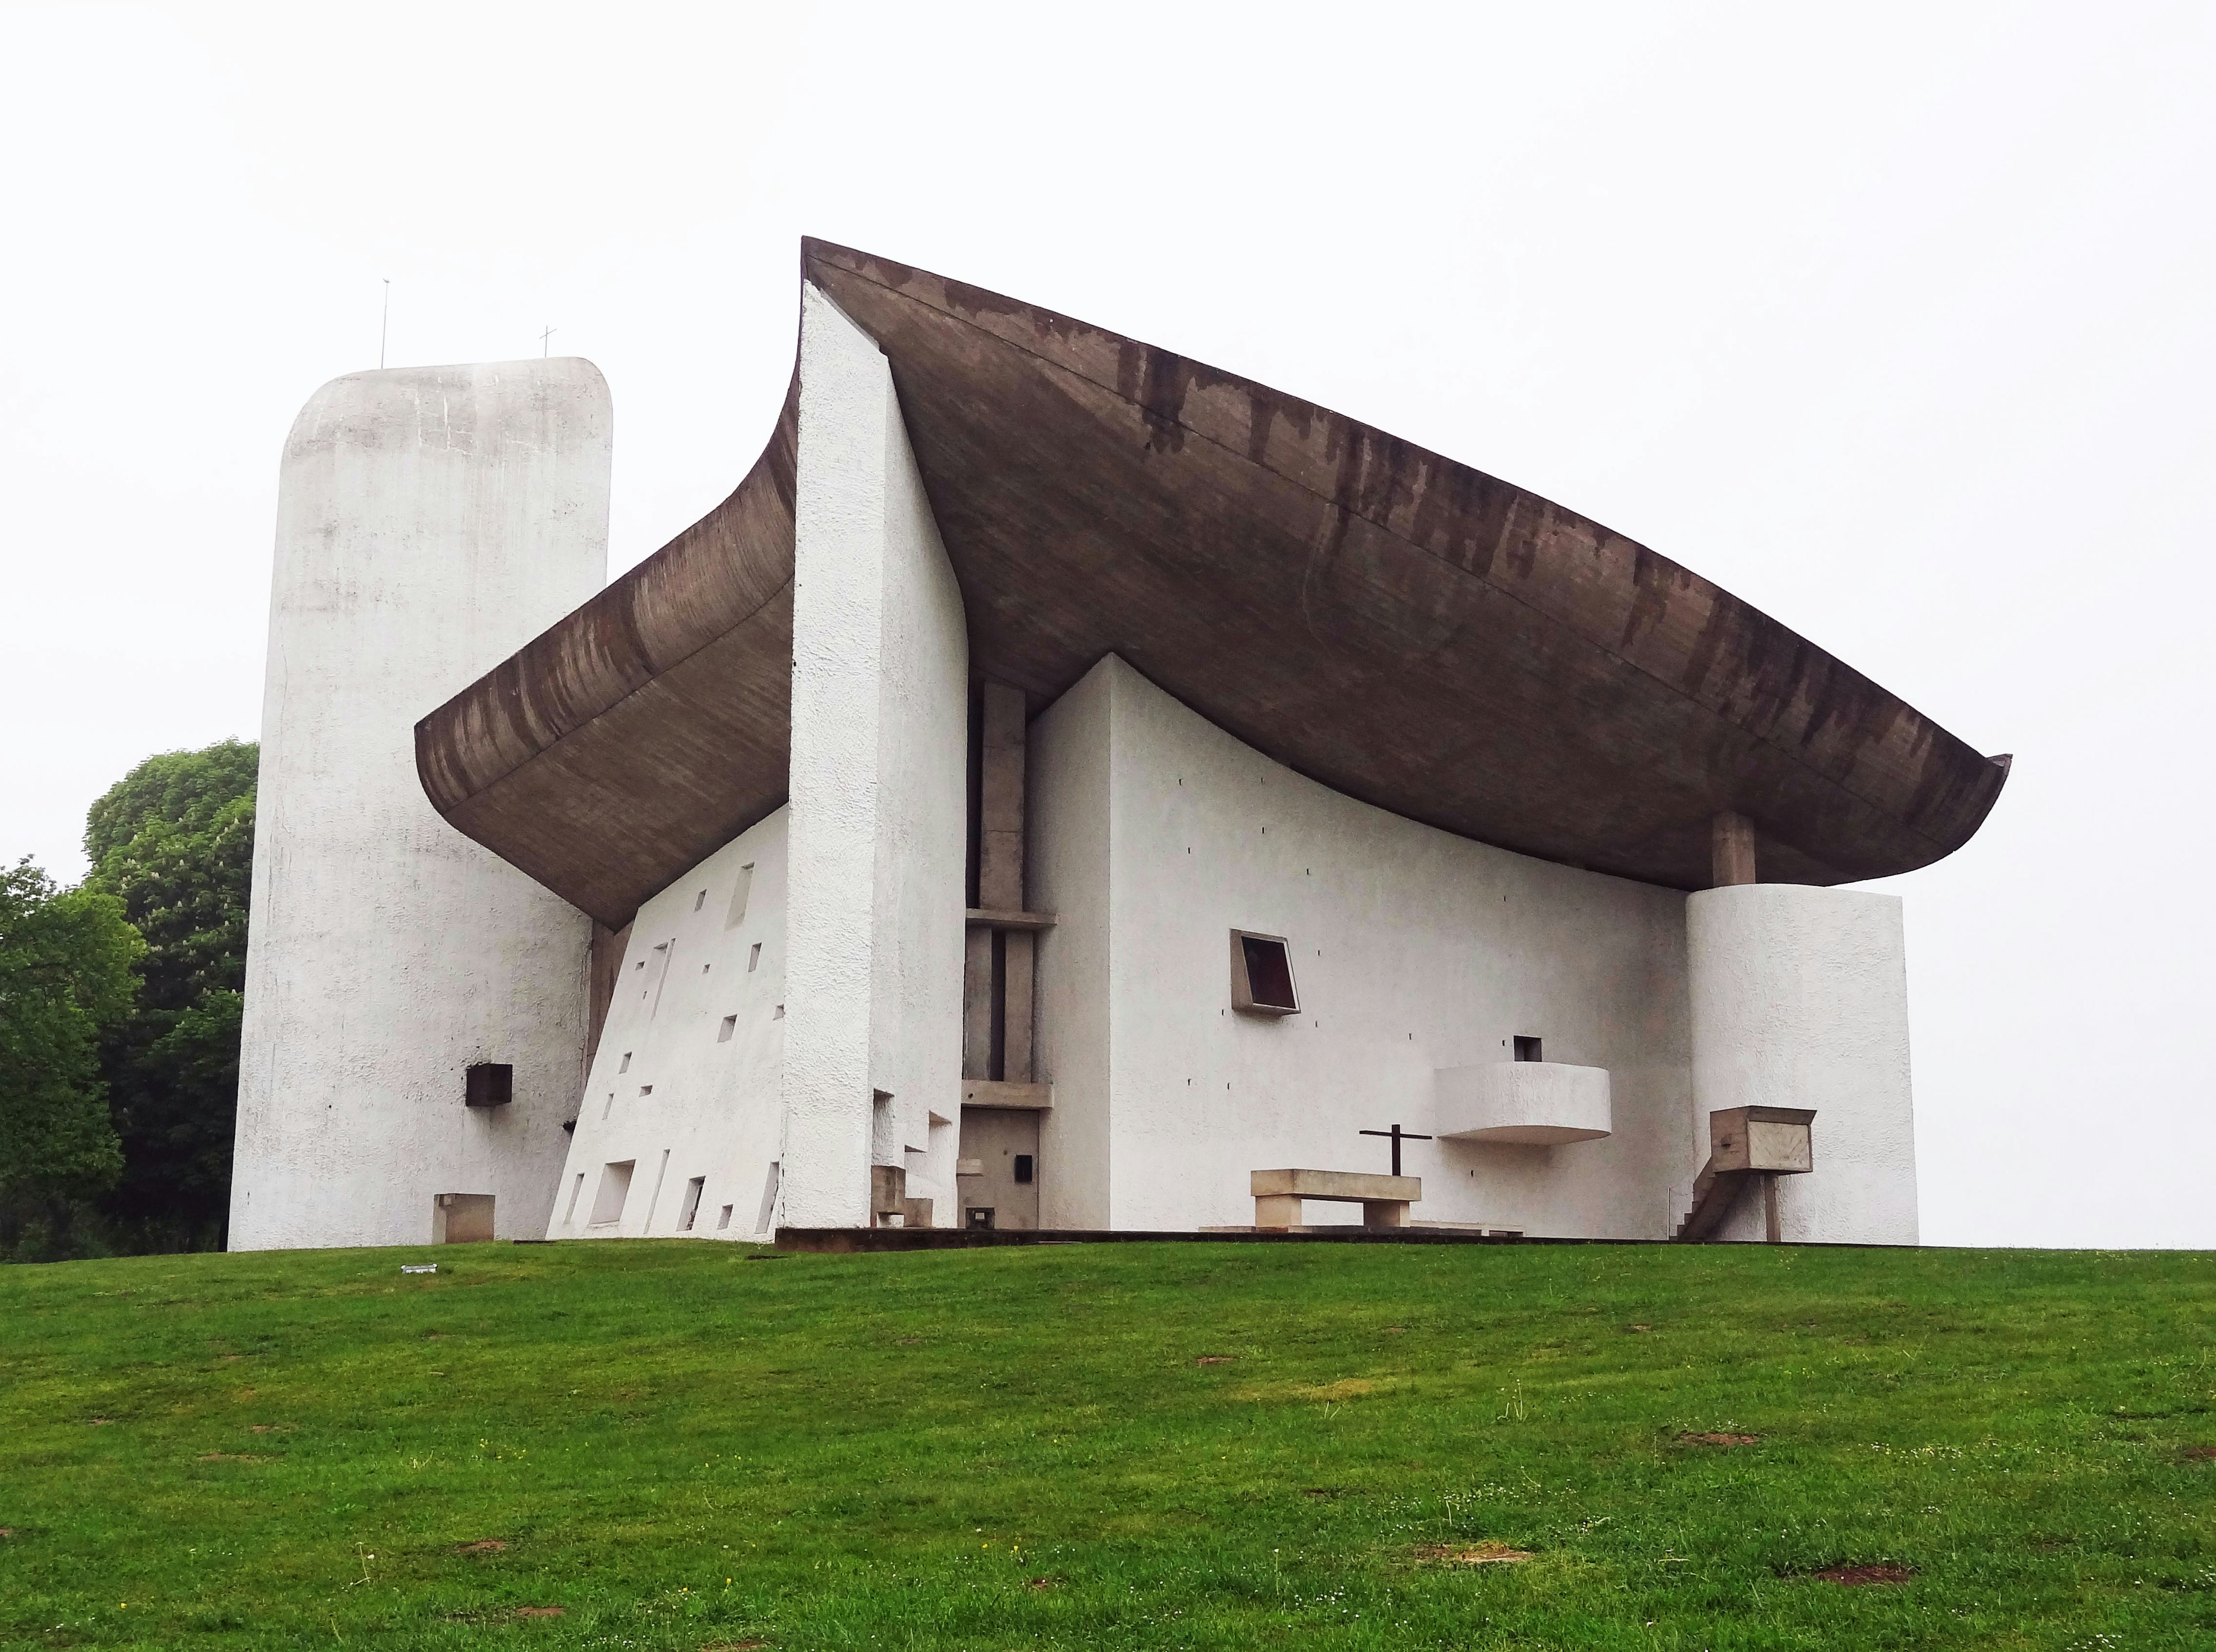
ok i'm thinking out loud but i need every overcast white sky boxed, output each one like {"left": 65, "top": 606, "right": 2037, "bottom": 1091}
{"left": 2, "top": 2, "right": 2209, "bottom": 1247}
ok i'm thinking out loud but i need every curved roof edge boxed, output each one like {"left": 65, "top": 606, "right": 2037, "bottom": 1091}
{"left": 417, "top": 238, "right": 2007, "bottom": 928}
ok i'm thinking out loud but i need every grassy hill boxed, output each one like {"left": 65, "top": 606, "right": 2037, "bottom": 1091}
{"left": 1, "top": 1238, "right": 2211, "bottom": 1650}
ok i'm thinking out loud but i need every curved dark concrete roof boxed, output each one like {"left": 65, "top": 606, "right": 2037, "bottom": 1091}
{"left": 418, "top": 238, "right": 2007, "bottom": 929}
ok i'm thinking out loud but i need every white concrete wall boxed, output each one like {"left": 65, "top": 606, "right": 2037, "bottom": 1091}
{"left": 1030, "top": 657, "right": 1695, "bottom": 1238}
{"left": 1028, "top": 666, "right": 1115, "bottom": 1230}
{"left": 233, "top": 358, "right": 609, "bottom": 1250}
{"left": 551, "top": 810, "right": 789, "bottom": 1241}
{"left": 781, "top": 284, "right": 970, "bottom": 1228}
{"left": 1687, "top": 883, "right": 1919, "bottom": 1244}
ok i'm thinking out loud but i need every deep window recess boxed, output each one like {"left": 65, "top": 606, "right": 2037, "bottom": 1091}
{"left": 726, "top": 863, "right": 755, "bottom": 930}
{"left": 716, "top": 1203, "right": 733, "bottom": 1231}
{"left": 1229, "top": 930, "right": 1300, "bottom": 1016}
{"left": 465, "top": 1063, "right": 512, "bottom": 1107}
{"left": 590, "top": 1160, "right": 634, "bottom": 1226}
{"left": 966, "top": 1206, "right": 995, "bottom": 1230}
{"left": 693, "top": 889, "right": 706, "bottom": 912}
{"left": 676, "top": 1176, "right": 706, "bottom": 1233}
{"left": 1514, "top": 1036, "right": 1543, "bottom": 1062}
{"left": 1013, "top": 1154, "right": 1035, "bottom": 1185}
{"left": 718, "top": 1014, "right": 738, "bottom": 1043}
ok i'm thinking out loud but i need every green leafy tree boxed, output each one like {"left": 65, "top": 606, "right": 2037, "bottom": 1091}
{"left": 81, "top": 740, "right": 257, "bottom": 1250}
{"left": 0, "top": 860, "right": 142, "bottom": 1256}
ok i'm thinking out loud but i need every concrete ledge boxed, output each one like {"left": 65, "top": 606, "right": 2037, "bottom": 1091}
{"left": 961, "top": 1081, "right": 1051, "bottom": 1110}
{"left": 1435, "top": 1062, "right": 1611, "bottom": 1144}
{"left": 1251, "top": 1168, "right": 1421, "bottom": 1201}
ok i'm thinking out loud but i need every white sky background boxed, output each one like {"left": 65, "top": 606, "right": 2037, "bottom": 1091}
{"left": 2, "top": 2, "right": 2209, "bottom": 1247}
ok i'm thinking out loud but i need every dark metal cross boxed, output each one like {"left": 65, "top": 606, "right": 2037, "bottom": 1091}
{"left": 1358, "top": 1123, "right": 1433, "bottom": 1177}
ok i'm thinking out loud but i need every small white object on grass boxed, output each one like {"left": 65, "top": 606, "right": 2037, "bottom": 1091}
{"left": 400, "top": 1264, "right": 437, "bottom": 1274}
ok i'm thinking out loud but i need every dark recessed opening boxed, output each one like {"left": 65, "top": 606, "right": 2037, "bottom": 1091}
{"left": 1013, "top": 1154, "right": 1034, "bottom": 1185}
{"left": 1513, "top": 1035, "right": 1543, "bottom": 1062}
{"left": 465, "top": 1063, "right": 513, "bottom": 1107}
{"left": 965, "top": 1206, "right": 995, "bottom": 1230}
{"left": 1237, "top": 934, "right": 1299, "bottom": 1013}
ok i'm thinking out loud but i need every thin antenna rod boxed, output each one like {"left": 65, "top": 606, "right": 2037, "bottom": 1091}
{"left": 540, "top": 324, "right": 556, "bottom": 358}
{"left": 380, "top": 279, "right": 390, "bottom": 369}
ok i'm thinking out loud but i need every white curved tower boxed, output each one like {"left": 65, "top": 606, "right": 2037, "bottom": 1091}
{"left": 1686, "top": 883, "right": 1919, "bottom": 1245}
{"left": 230, "top": 358, "right": 611, "bottom": 1250}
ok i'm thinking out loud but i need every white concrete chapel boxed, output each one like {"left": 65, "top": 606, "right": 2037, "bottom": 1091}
{"left": 231, "top": 242, "right": 2007, "bottom": 1252}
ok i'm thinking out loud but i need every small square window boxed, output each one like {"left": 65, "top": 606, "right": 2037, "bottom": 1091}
{"left": 718, "top": 1014, "right": 737, "bottom": 1042}
{"left": 1229, "top": 930, "right": 1299, "bottom": 1016}
{"left": 464, "top": 1063, "right": 512, "bottom": 1107}
{"left": 639, "top": 1084, "right": 653, "bottom": 1096}
{"left": 1514, "top": 1035, "right": 1543, "bottom": 1062}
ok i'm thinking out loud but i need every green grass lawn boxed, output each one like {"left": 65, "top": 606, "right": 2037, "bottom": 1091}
{"left": 1, "top": 1238, "right": 2212, "bottom": 1650}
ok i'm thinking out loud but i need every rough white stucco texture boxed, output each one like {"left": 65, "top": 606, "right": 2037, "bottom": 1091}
{"left": 1686, "top": 884, "right": 1919, "bottom": 1244}
{"left": 1029, "top": 657, "right": 1695, "bottom": 1238}
{"left": 781, "top": 284, "right": 969, "bottom": 1229}
{"left": 231, "top": 358, "right": 610, "bottom": 1250}
{"left": 551, "top": 810, "right": 789, "bottom": 1241}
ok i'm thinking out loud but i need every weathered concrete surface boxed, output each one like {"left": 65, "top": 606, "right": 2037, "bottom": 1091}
{"left": 233, "top": 358, "right": 609, "bottom": 1250}
{"left": 778, "top": 284, "right": 969, "bottom": 1230}
{"left": 1687, "top": 883, "right": 1918, "bottom": 1244}
{"left": 416, "top": 240, "right": 2008, "bottom": 933}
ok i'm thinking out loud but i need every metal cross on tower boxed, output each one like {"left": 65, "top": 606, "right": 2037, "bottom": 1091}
{"left": 1358, "top": 1123, "right": 1432, "bottom": 1177}
{"left": 540, "top": 325, "right": 557, "bottom": 357}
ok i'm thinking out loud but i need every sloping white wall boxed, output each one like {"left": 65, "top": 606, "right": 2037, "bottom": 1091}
{"left": 232, "top": 358, "right": 609, "bottom": 1250}
{"left": 1687, "top": 884, "right": 1918, "bottom": 1244}
{"left": 550, "top": 810, "right": 789, "bottom": 1241}
{"left": 1031, "top": 657, "right": 1696, "bottom": 1238}
{"left": 781, "top": 283, "right": 969, "bottom": 1228}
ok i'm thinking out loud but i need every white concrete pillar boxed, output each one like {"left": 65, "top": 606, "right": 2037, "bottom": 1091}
{"left": 1686, "top": 883, "right": 1918, "bottom": 1244}
{"left": 231, "top": 358, "right": 611, "bottom": 1250}
{"left": 780, "top": 284, "right": 969, "bottom": 1229}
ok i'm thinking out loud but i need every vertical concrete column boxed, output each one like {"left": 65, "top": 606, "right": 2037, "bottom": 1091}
{"left": 231, "top": 358, "right": 610, "bottom": 1250}
{"left": 783, "top": 284, "right": 969, "bottom": 1228}
{"left": 1686, "top": 883, "right": 1919, "bottom": 1244}
{"left": 965, "top": 683, "right": 1035, "bottom": 1082}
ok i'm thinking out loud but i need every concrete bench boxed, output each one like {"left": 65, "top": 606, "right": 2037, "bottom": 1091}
{"left": 1251, "top": 1168, "right": 1421, "bottom": 1231}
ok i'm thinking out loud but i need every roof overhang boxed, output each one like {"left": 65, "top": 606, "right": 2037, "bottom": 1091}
{"left": 417, "top": 238, "right": 2008, "bottom": 929}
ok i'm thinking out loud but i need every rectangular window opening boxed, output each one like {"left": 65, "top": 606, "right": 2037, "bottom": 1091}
{"left": 1230, "top": 930, "right": 1300, "bottom": 1016}
{"left": 716, "top": 1203, "right": 733, "bottom": 1231}
{"left": 464, "top": 1063, "right": 513, "bottom": 1108}
{"left": 718, "top": 1014, "right": 737, "bottom": 1042}
{"left": 639, "top": 1084, "right": 653, "bottom": 1096}
{"left": 564, "top": 1171, "right": 586, "bottom": 1224}
{"left": 601, "top": 1091, "right": 614, "bottom": 1120}
{"left": 747, "top": 942, "right": 761, "bottom": 973}
{"left": 1013, "top": 1153, "right": 1035, "bottom": 1185}
{"left": 693, "top": 889, "right": 707, "bottom": 912}
{"left": 677, "top": 1175, "right": 706, "bottom": 1233}
{"left": 590, "top": 1160, "right": 635, "bottom": 1226}
{"left": 619, "top": 1052, "right": 631, "bottom": 1073}
{"left": 1514, "top": 1035, "right": 1543, "bottom": 1062}
{"left": 725, "top": 863, "right": 755, "bottom": 930}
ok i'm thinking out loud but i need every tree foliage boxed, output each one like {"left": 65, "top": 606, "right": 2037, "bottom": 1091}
{"left": 81, "top": 739, "right": 257, "bottom": 1250}
{"left": 0, "top": 860, "right": 141, "bottom": 1254}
